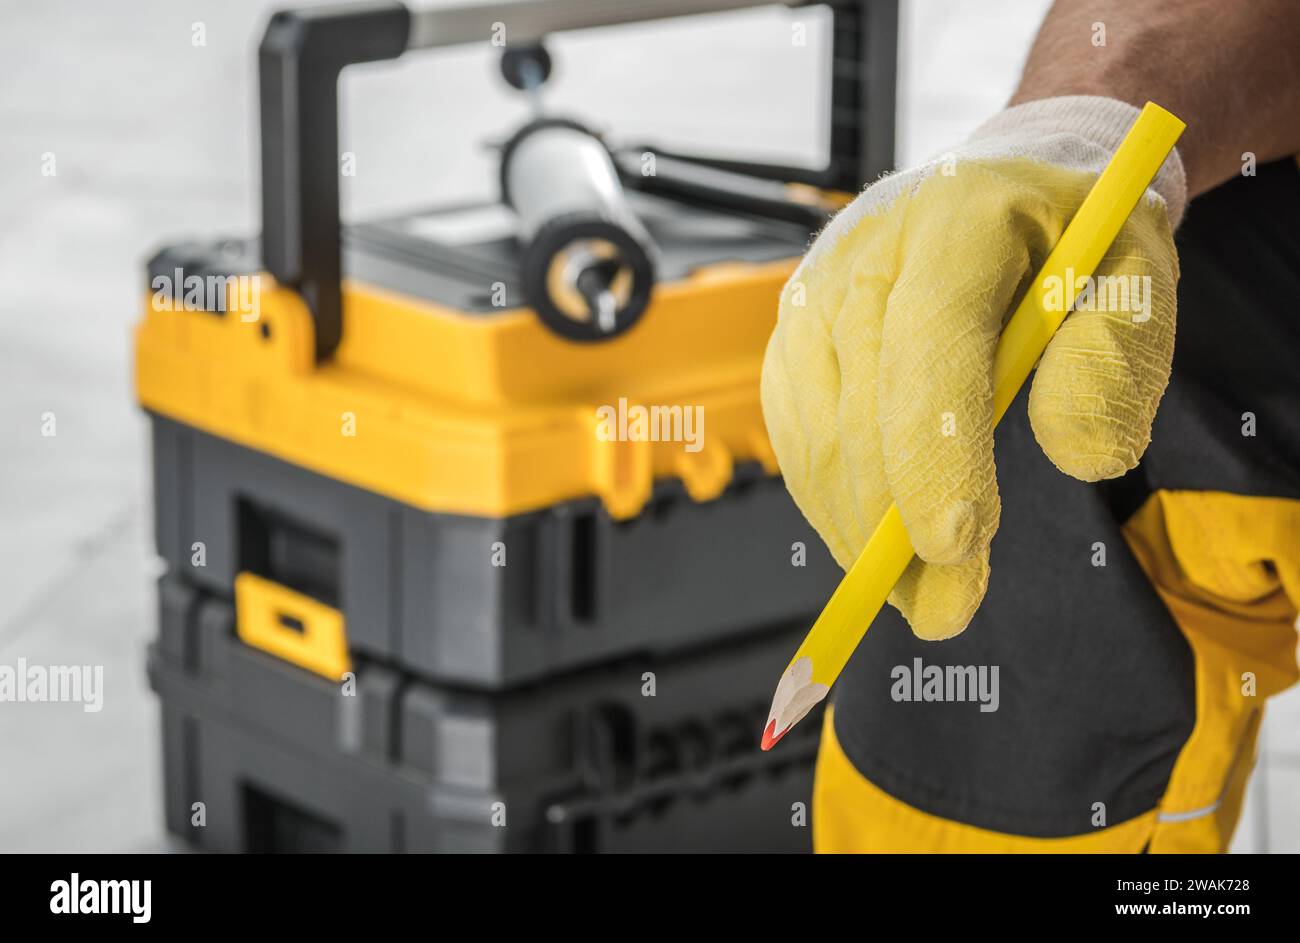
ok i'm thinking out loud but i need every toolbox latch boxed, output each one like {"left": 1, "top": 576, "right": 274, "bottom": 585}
{"left": 235, "top": 572, "right": 351, "bottom": 681}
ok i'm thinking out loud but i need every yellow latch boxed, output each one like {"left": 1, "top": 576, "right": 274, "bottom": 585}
{"left": 234, "top": 572, "right": 351, "bottom": 681}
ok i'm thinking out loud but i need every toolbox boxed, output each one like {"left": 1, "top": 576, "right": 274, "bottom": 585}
{"left": 137, "top": 0, "right": 897, "bottom": 852}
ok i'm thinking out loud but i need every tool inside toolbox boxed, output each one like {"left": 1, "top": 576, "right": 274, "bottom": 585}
{"left": 236, "top": 0, "right": 893, "bottom": 358}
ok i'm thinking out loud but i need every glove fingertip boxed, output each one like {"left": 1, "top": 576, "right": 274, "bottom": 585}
{"left": 904, "top": 497, "right": 978, "bottom": 566}
{"left": 890, "top": 555, "right": 990, "bottom": 641}
{"left": 1028, "top": 380, "right": 1152, "bottom": 483}
{"left": 1037, "top": 433, "right": 1141, "bottom": 483}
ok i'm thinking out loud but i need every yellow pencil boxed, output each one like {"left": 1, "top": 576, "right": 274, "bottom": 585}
{"left": 761, "top": 101, "right": 1186, "bottom": 751}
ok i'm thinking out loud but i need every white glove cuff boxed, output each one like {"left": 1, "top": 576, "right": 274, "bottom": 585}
{"left": 966, "top": 96, "right": 1187, "bottom": 228}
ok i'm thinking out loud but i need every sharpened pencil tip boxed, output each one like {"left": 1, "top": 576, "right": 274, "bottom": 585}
{"left": 760, "top": 718, "right": 787, "bottom": 752}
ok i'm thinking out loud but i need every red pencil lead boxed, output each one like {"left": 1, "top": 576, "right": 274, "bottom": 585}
{"left": 760, "top": 718, "right": 787, "bottom": 752}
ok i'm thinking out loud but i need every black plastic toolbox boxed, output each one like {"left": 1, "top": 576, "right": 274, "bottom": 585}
{"left": 150, "top": 573, "right": 822, "bottom": 853}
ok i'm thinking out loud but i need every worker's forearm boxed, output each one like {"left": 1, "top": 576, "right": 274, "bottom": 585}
{"left": 1010, "top": 0, "right": 1300, "bottom": 197}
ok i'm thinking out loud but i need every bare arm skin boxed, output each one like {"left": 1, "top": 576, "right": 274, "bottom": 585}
{"left": 1010, "top": 0, "right": 1300, "bottom": 198}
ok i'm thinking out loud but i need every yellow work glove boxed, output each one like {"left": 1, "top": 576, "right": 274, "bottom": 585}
{"left": 762, "top": 96, "right": 1186, "bottom": 640}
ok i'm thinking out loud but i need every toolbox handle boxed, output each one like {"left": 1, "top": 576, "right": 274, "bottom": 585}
{"left": 259, "top": 2, "right": 411, "bottom": 363}
{"left": 259, "top": 0, "right": 896, "bottom": 362}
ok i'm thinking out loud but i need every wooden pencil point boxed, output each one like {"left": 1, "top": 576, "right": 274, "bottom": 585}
{"left": 761, "top": 656, "right": 830, "bottom": 750}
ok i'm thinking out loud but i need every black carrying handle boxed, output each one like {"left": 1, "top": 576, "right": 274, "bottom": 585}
{"left": 635, "top": 0, "right": 899, "bottom": 193}
{"left": 824, "top": 0, "right": 897, "bottom": 193}
{"left": 260, "top": 2, "right": 410, "bottom": 362}
{"left": 258, "top": 0, "right": 896, "bottom": 362}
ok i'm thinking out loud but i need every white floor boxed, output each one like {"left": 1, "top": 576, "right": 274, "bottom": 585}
{"left": 0, "top": 0, "right": 1296, "bottom": 852}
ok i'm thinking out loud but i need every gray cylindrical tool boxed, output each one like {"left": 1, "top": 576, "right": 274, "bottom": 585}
{"left": 501, "top": 119, "right": 656, "bottom": 341}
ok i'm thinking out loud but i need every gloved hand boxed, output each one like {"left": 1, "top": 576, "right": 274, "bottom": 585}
{"left": 762, "top": 96, "right": 1186, "bottom": 640}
